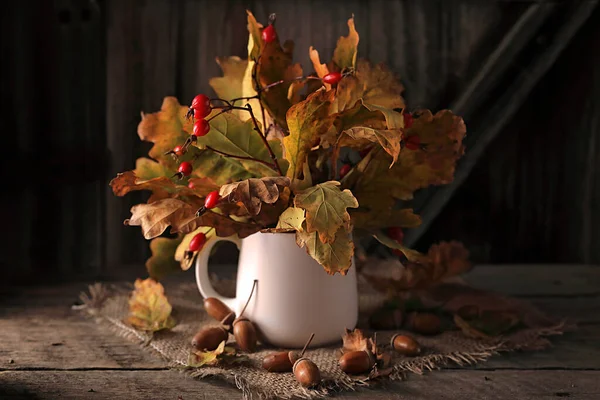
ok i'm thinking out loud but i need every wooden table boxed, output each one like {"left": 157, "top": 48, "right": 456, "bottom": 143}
{"left": 1, "top": 265, "right": 599, "bottom": 399}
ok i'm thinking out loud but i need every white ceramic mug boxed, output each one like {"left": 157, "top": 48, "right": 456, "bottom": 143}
{"left": 195, "top": 231, "right": 358, "bottom": 348}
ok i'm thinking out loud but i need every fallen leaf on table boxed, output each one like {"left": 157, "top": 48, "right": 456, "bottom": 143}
{"left": 341, "top": 328, "right": 375, "bottom": 354}
{"left": 126, "top": 278, "right": 176, "bottom": 332}
{"left": 187, "top": 341, "right": 248, "bottom": 367}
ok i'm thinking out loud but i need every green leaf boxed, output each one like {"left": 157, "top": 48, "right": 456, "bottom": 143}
{"left": 126, "top": 278, "right": 176, "bottom": 332}
{"left": 294, "top": 181, "right": 359, "bottom": 243}
{"left": 138, "top": 97, "right": 193, "bottom": 171}
{"left": 195, "top": 112, "right": 288, "bottom": 178}
{"left": 284, "top": 90, "right": 336, "bottom": 187}
{"left": 275, "top": 207, "right": 305, "bottom": 231}
{"left": 333, "top": 16, "right": 359, "bottom": 71}
{"left": 146, "top": 236, "right": 184, "bottom": 281}
{"left": 296, "top": 226, "right": 354, "bottom": 275}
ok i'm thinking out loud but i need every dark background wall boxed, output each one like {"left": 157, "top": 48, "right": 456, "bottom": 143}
{"left": 2, "top": 0, "right": 599, "bottom": 285}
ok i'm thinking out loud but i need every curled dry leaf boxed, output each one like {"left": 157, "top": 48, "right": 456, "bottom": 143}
{"left": 293, "top": 181, "right": 359, "bottom": 243}
{"left": 219, "top": 176, "right": 290, "bottom": 215}
{"left": 341, "top": 328, "right": 376, "bottom": 355}
{"left": 126, "top": 278, "right": 176, "bottom": 332}
{"left": 332, "top": 16, "right": 360, "bottom": 71}
{"left": 187, "top": 340, "right": 248, "bottom": 368}
{"left": 125, "top": 198, "right": 260, "bottom": 240}
{"left": 361, "top": 241, "right": 471, "bottom": 292}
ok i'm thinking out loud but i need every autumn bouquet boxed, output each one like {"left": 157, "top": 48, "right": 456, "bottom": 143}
{"left": 110, "top": 12, "right": 466, "bottom": 279}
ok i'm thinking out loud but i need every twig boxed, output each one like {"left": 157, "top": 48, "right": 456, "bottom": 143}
{"left": 231, "top": 105, "right": 283, "bottom": 175}
{"left": 206, "top": 146, "right": 278, "bottom": 172}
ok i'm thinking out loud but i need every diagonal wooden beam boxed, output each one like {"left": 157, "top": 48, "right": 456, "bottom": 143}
{"left": 404, "top": 1, "right": 598, "bottom": 247}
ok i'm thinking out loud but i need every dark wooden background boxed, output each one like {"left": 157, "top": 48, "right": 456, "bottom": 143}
{"left": 2, "top": 0, "right": 599, "bottom": 285}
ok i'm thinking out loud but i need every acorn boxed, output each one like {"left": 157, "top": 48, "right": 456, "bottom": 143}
{"left": 233, "top": 317, "right": 257, "bottom": 352}
{"left": 204, "top": 297, "right": 236, "bottom": 326}
{"left": 369, "top": 308, "right": 404, "bottom": 330}
{"left": 191, "top": 326, "right": 228, "bottom": 351}
{"left": 262, "top": 351, "right": 296, "bottom": 372}
{"left": 339, "top": 350, "right": 375, "bottom": 375}
{"left": 391, "top": 334, "right": 421, "bottom": 356}
{"left": 407, "top": 312, "right": 442, "bottom": 335}
{"left": 293, "top": 357, "right": 321, "bottom": 388}
{"left": 262, "top": 333, "right": 313, "bottom": 373}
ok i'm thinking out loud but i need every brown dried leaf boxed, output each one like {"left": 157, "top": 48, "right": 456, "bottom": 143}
{"left": 341, "top": 328, "right": 375, "bottom": 354}
{"left": 125, "top": 198, "right": 260, "bottom": 240}
{"left": 126, "top": 278, "right": 176, "bottom": 332}
{"left": 219, "top": 176, "right": 290, "bottom": 215}
{"left": 187, "top": 341, "right": 248, "bottom": 368}
{"left": 332, "top": 16, "right": 360, "bottom": 71}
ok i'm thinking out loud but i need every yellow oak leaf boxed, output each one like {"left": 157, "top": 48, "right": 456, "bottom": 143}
{"left": 126, "top": 278, "right": 176, "bottom": 332}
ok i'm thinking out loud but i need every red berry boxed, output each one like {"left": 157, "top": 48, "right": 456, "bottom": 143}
{"left": 262, "top": 25, "right": 276, "bottom": 43}
{"left": 404, "top": 135, "right": 421, "bottom": 151}
{"left": 387, "top": 227, "right": 404, "bottom": 244}
{"left": 188, "top": 181, "right": 195, "bottom": 189}
{"left": 189, "top": 232, "right": 207, "bottom": 252}
{"left": 323, "top": 72, "right": 343, "bottom": 85}
{"left": 173, "top": 145, "right": 185, "bottom": 157}
{"left": 191, "top": 94, "right": 210, "bottom": 110}
{"left": 204, "top": 190, "right": 220, "bottom": 209}
{"left": 178, "top": 161, "right": 193, "bottom": 176}
{"left": 404, "top": 112, "right": 414, "bottom": 129}
{"left": 193, "top": 119, "right": 210, "bottom": 137}
{"left": 191, "top": 94, "right": 211, "bottom": 119}
{"left": 392, "top": 249, "right": 405, "bottom": 257}
{"left": 339, "top": 164, "right": 352, "bottom": 179}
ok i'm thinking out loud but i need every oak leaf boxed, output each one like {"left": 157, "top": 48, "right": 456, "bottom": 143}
{"left": 284, "top": 90, "right": 336, "bottom": 187}
{"left": 125, "top": 198, "right": 260, "bottom": 240}
{"left": 309, "top": 46, "right": 330, "bottom": 89}
{"left": 332, "top": 60, "right": 405, "bottom": 114}
{"left": 332, "top": 17, "right": 360, "bottom": 71}
{"left": 126, "top": 278, "right": 176, "bottom": 332}
{"left": 187, "top": 340, "right": 248, "bottom": 368}
{"left": 295, "top": 224, "right": 354, "bottom": 275}
{"left": 341, "top": 328, "right": 375, "bottom": 354}
{"left": 275, "top": 207, "right": 305, "bottom": 232}
{"left": 146, "top": 236, "right": 184, "bottom": 281}
{"left": 247, "top": 11, "right": 303, "bottom": 130}
{"left": 294, "top": 181, "right": 358, "bottom": 243}
{"left": 347, "top": 110, "right": 466, "bottom": 231}
{"left": 454, "top": 311, "right": 520, "bottom": 339}
{"left": 195, "top": 112, "right": 288, "bottom": 177}
{"left": 138, "top": 97, "right": 193, "bottom": 171}
{"left": 219, "top": 176, "right": 290, "bottom": 215}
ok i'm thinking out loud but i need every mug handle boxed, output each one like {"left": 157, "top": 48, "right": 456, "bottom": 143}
{"left": 195, "top": 235, "right": 241, "bottom": 311}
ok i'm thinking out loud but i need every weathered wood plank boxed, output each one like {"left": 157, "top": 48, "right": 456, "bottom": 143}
{"left": 463, "top": 265, "right": 600, "bottom": 296}
{"left": 1, "top": 370, "right": 598, "bottom": 400}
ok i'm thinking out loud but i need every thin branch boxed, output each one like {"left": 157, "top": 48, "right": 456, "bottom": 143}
{"left": 231, "top": 105, "right": 283, "bottom": 175}
{"left": 205, "top": 146, "right": 278, "bottom": 172}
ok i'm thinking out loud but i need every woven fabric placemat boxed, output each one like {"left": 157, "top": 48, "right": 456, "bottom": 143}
{"left": 77, "top": 277, "right": 566, "bottom": 400}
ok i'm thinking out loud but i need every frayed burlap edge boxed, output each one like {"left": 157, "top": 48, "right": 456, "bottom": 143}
{"left": 74, "top": 282, "right": 568, "bottom": 400}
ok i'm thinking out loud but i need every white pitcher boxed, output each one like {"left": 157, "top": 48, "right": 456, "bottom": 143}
{"left": 195, "top": 231, "right": 358, "bottom": 348}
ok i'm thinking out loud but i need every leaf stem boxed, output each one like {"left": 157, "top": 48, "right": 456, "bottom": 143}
{"left": 205, "top": 146, "right": 278, "bottom": 172}
{"left": 300, "top": 333, "right": 315, "bottom": 357}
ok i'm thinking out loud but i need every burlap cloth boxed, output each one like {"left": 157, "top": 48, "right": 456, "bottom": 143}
{"left": 77, "top": 274, "right": 567, "bottom": 399}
